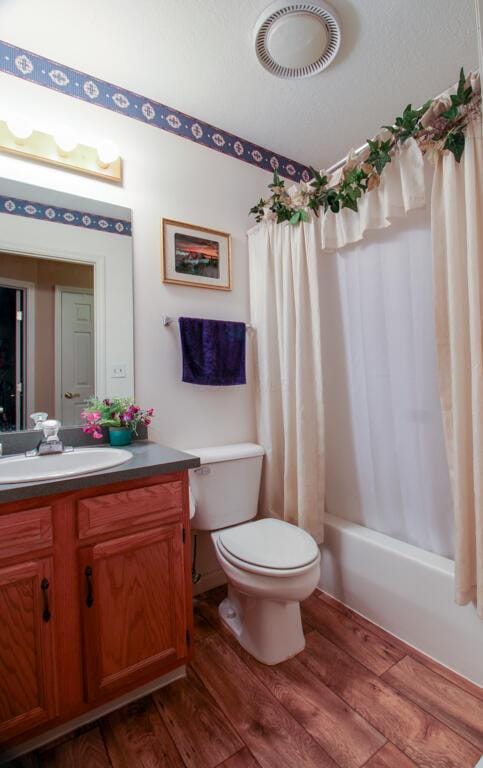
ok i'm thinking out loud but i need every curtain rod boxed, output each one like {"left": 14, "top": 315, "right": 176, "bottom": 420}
{"left": 323, "top": 61, "right": 481, "bottom": 177}
{"left": 324, "top": 85, "right": 449, "bottom": 176}
{"left": 325, "top": 140, "right": 370, "bottom": 175}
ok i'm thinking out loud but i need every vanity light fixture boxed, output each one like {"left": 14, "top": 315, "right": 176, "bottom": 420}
{"left": 6, "top": 115, "right": 33, "bottom": 145}
{"left": 96, "top": 139, "right": 120, "bottom": 169}
{"left": 54, "top": 126, "right": 78, "bottom": 157}
{"left": 0, "top": 117, "right": 122, "bottom": 183}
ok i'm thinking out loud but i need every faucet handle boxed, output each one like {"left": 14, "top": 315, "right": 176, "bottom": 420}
{"left": 42, "top": 420, "right": 61, "bottom": 443}
{"left": 30, "top": 412, "right": 48, "bottom": 430}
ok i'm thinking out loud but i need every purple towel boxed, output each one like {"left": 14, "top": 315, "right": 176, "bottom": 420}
{"left": 179, "top": 317, "right": 246, "bottom": 386}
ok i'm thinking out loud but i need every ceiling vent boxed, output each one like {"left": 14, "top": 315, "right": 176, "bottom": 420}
{"left": 254, "top": 1, "right": 341, "bottom": 79}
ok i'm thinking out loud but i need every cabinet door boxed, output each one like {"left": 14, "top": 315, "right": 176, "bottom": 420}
{"left": 79, "top": 524, "right": 187, "bottom": 702}
{"left": 0, "top": 558, "right": 58, "bottom": 742}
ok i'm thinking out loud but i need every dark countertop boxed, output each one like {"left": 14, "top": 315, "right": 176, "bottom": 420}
{"left": 0, "top": 441, "right": 200, "bottom": 503}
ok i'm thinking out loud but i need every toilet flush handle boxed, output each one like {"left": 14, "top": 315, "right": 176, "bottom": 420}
{"left": 193, "top": 466, "right": 211, "bottom": 476}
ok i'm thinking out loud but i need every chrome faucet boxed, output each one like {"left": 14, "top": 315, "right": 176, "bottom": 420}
{"left": 38, "top": 420, "right": 64, "bottom": 455}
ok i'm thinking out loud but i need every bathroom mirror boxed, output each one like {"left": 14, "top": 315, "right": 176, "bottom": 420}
{"left": 0, "top": 177, "right": 134, "bottom": 432}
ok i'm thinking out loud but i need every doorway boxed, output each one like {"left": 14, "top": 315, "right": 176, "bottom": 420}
{"left": 0, "top": 285, "right": 25, "bottom": 431}
{"left": 1, "top": 253, "right": 94, "bottom": 427}
{"left": 55, "top": 287, "right": 95, "bottom": 424}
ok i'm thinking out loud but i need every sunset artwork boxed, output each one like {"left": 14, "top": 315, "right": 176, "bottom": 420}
{"left": 162, "top": 218, "right": 231, "bottom": 290}
{"left": 174, "top": 233, "right": 220, "bottom": 279}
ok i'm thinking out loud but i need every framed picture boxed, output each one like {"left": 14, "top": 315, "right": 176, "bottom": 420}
{"left": 161, "top": 218, "right": 231, "bottom": 291}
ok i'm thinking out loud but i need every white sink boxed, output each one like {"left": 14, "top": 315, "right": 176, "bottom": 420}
{"left": 0, "top": 446, "right": 133, "bottom": 484}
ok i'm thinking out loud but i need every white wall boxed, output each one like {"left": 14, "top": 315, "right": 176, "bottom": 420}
{"left": 0, "top": 75, "right": 266, "bottom": 448}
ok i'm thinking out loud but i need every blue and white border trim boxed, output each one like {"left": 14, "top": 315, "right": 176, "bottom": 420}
{"left": 0, "top": 194, "right": 132, "bottom": 235}
{"left": 0, "top": 40, "right": 312, "bottom": 183}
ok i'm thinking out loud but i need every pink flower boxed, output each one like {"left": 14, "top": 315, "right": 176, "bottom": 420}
{"left": 84, "top": 411, "right": 101, "bottom": 423}
{"left": 82, "top": 423, "right": 102, "bottom": 438}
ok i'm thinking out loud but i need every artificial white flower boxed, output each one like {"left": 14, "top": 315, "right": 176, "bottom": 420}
{"left": 327, "top": 169, "right": 342, "bottom": 188}
{"left": 284, "top": 181, "right": 315, "bottom": 209}
{"left": 367, "top": 173, "right": 381, "bottom": 191}
{"left": 299, "top": 181, "right": 315, "bottom": 195}
{"left": 262, "top": 207, "right": 277, "bottom": 221}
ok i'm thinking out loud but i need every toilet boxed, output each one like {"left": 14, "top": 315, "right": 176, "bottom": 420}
{"left": 187, "top": 442, "right": 321, "bottom": 665}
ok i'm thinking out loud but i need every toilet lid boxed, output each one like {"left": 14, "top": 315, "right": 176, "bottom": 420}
{"left": 218, "top": 518, "right": 319, "bottom": 570}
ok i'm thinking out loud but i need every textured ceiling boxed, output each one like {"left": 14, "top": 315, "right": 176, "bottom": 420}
{"left": 0, "top": 0, "right": 478, "bottom": 170}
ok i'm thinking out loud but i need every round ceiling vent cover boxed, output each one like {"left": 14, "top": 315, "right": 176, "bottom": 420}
{"left": 254, "top": 1, "right": 341, "bottom": 79}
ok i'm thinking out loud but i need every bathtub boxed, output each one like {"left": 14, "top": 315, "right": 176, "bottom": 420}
{"left": 320, "top": 513, "right": 483, "bottom": 687}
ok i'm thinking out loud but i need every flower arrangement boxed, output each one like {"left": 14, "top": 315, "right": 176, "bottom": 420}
{"left": 81, "top": 397, "right": 154, "bottom": 440}
{"left": 250, "top": 68, "right": 480, "bottom": 226}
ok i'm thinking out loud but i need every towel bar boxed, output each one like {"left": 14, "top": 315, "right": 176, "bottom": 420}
{"left": 162, "top": 315, "right": 254, "bottom": 331}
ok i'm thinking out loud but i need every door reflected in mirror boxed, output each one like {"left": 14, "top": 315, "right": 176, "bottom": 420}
{"left": 0, "top": 254, "right": 95, "bottom": 431}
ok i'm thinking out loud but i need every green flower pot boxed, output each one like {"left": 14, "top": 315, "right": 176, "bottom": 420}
{"left": 108, "top": 427, "right": 132, "bottom": 446}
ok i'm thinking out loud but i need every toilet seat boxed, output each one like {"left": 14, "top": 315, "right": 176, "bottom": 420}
{"left": 216, "top": 518, "right": 320, "bottom": 577}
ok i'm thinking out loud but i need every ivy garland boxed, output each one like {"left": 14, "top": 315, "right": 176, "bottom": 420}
{"left": 250, "top": 68, "right": 479, "bottom": 225}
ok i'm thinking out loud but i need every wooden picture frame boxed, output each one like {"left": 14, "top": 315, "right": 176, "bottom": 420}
{"left": 161, "top": 218, "right": 232, "bottom": 291}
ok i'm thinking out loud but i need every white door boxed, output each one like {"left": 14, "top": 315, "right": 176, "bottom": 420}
{"left": 58, "top": 290, "right": 94, "bottom": 424}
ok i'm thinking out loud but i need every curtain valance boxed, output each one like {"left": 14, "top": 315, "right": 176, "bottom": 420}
{"left": 318, "top": 138, "right": 425, "bottom": 250}
{"left": 248, "top": 138, "right": 425, "bottom": 252}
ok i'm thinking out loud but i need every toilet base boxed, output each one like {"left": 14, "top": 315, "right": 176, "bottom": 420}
{"left": 218, "top": 585, "right": 306, "bottom": 665}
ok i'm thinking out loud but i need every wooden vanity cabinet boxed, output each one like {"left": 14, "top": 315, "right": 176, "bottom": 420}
{"left": 0, "top": 471, "right": 193, "bottom": 749}
{"left": 0, "top": 556, "right": 58, "bottom": 742}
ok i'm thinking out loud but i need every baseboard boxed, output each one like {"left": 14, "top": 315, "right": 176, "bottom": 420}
{"left": 0, "top": 666, "right": 186, "bottom": 763}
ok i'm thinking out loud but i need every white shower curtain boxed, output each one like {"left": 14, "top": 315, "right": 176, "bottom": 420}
{"left": 247, "top": 139, "right": 427, "bottom": 546}
{"left": 432, "top": 116, "right": 483, "bottom": 615}
{"left": 248, "top": 221, "right": 325, "bottom": 543}
{"left": 248, "top": 208, "right": 455, "bottom": 557}
{"left": 320, "top": 207, "right": 454, "bottom": 557}
{"left": 247, "top": 98, "right": 482, "bottom": 608}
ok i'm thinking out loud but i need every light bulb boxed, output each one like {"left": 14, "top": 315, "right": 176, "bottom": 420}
{"left": 96, "top": 139, "right": 120, "bottom": 168}
{"left": 54, "top": 127, "right": 78, "bottom": 156}
{"left": 6, "top": 115, "right": 33, "bottom": 144}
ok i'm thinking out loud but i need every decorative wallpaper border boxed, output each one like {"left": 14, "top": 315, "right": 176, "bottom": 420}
{"left": 0, "top": 194, "right": 132, "bottom": 235}
{"left": 0, "top": 39, "right": 312, "bottom": 183}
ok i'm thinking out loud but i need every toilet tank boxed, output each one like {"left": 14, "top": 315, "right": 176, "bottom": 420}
{"left": 185, "top": 443, "right": 264, "bottom": 531}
